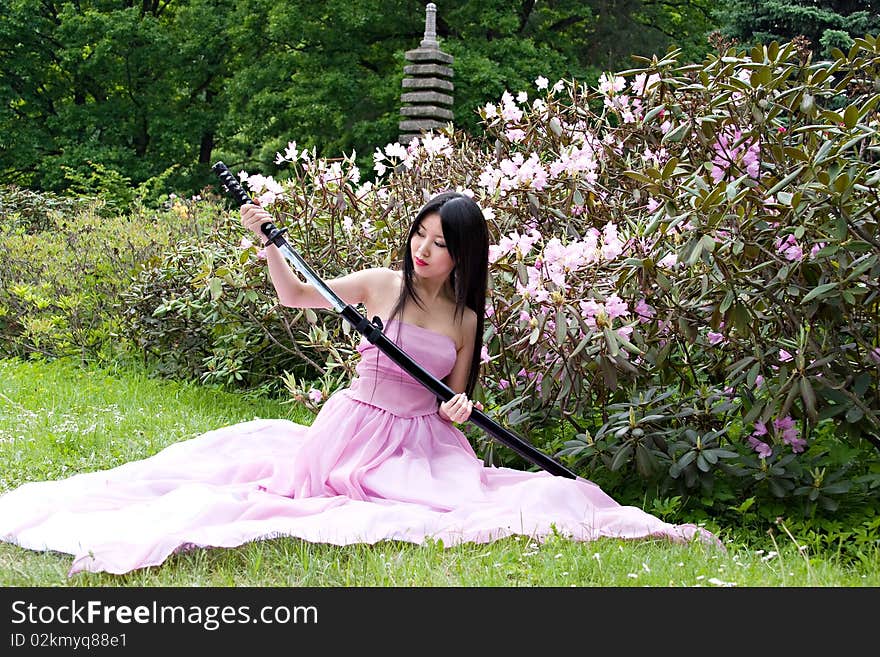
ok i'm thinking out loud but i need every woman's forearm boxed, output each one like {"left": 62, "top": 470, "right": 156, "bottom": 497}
{"left": 263, "top": 244, "right": 312, "bottom": 307}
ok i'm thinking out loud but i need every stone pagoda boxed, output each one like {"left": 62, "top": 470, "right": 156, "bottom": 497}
{"left": 399, "top": 3, "right": 454, "bottom": 144}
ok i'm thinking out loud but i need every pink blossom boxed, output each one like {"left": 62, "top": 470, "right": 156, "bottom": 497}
{"left": 774, "top": 415, "right": 806, "bottom": 453}
{"left": 658, "top": 253, "right": 678, "bottom": 269}
{"left": 601, "top": 222, "right": 624, "bottom": 260}
{"left": 779, "top": 349, "right": 793, "bottom": 363}
{"left": 754, "top": 374, "right": 764, "bottom": 388}
{"left": 635, "top": 299, "right": 655, "bottom": 323}
{"left": 307, "top": 388, "right": 323, "bottom": 403}
{"left": 604, "top": 294, "right": 630, "bottom": 320}
{"left": 500, "top": 91, "right": 523, "bottom": 122}
{"left": 748, "top": 436, "right": 773, "bottom": 458}
{"left": 257, "top": 248, "right": 267, "bottom": 260}
{"left": 480, "top": 345, "right": 492, "bottom": 364}
{"left": 710, "top": 127, "right": 761, "bottom": 183}
{"left": 748, "top": 421, "right": 772, "bottom": 457}
{"left": 598, "top": 73, "right": 626, "bottom": 95}
{"left": 871, "top": 348, "right": 880, "bottom": 364}
{"left": 579, "top": 300, "right": 606, "bottom": 329}
{"left": 707, "top": 331, "right": 725, "bottom": 345}
{"left": 630, "top": 72, "right": 661, "bottom": 95}
{"left": 776, "top": 235, "right": 803, "bottom": 261}
{"left": 498, "top": 379, "right": 510, "bottom": 390}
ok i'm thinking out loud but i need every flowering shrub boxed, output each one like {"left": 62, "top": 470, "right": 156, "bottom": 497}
{"left": 212, "top": 37, "right": 880, "bottom": 517}
{"left": 119, "top": 195, "right": 331, "bottom": 391}
{"left": 0, "top": 193, "right": 182, "bottom": 361}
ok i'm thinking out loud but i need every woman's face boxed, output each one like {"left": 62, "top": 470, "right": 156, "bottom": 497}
{"left": 411, "top": 212, "right": 455, "bottom": 281}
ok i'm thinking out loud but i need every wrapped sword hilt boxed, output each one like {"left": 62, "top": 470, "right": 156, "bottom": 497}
{"left": 211, "top": 161, "right": 288, "bottom": 246}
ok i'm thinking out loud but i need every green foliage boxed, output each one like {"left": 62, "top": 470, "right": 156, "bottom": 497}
{"left": 119, "top": 195, "right": 328, "bottom": 390}
{"left": 0, "top": 189, "right": 200, "bottom": 362}
{"left": 0, "top": 185, "right": 88, "bottom": 232}
{"left": 0, "top": 0, "right": 239, "bottom": 197}
{"left": 0, "top": 0, "right": 719, "bottom": 203}
{"left": 719, "top": 0, "right": 880, "bottom": 58}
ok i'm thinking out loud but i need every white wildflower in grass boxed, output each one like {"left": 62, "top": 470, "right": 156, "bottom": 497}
{"left": 627, "top": 573, "right": 638, "bottom": 578}
{"left": 708, "top": 578, "right": 737, "bottom": 587}
{"left": 761, "top": 551, "right": 779, "bottom": 562}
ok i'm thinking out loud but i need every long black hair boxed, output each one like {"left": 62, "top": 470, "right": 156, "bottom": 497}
{"left": 389, "top": 191, "right": 489, "bottom": 397}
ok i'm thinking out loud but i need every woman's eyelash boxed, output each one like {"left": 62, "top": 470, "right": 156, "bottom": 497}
{"left": 416, "top": 230, "right": 444, "bottom": 247}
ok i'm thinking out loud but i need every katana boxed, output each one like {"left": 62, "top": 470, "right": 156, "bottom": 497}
{"left": 212, "top": 161, "right": 577, "bottom": 479}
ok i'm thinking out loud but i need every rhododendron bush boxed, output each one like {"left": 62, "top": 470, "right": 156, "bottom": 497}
{"left": 224, "top": 37, "right": 880, "bottom": 514}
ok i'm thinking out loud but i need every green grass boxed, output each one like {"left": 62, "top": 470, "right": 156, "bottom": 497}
{"left": 1, "top": 357, "right": 878, "bottom": 587}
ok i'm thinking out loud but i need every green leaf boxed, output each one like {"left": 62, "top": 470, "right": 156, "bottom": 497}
{"left": 208, "top": 277, "right": 223, "bottom": 301}
{"left": 719, "top": 290, "right": 735, "bottom": 314}
{"left": 610, "top": 443, "right": 634, "bottom": 471}
{"left": 603, "top": 327, "right": 620, "bottom": 357}
{"left": 555, "top": 308, "right": 567, "bottom": 347}
{"left": 800, "top": 377, "right": 818, "bottom": 423}
{"left": 802, "top": 282, "right": 838, "bottom": 303}
{"left": 642, "top": 104, "right": 666, "bottom": 124}
{"left": 662, "top": 121, "right": 691, "bottom": 144}
{"left": 568, "top": 335, "right": 592, "bottom": 359}
{"left": 766, "top": 165, "right": 805, "bottom": 196}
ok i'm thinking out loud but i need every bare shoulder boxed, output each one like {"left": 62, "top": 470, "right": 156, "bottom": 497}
{"left": 349, "top": 267, "right": 400, "bottom": 287}
{"left": 372, "top": 267, "right": 403, "bottom": 284}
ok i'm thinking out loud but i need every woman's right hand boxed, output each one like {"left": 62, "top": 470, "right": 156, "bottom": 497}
{"left": 240, "top": 202, "right": 273, "bottom": 245}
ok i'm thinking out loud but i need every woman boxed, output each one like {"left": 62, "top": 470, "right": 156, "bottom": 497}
{"left": 0, "top": 192, "right": 718, "bottom": 576}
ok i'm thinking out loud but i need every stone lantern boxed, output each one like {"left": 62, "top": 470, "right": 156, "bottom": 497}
{"left": 399, "top": 3, "right": 454, "bottom": 144}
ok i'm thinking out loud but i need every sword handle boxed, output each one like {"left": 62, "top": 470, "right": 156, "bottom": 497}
{"left": 211, "top": 161, "right": 287, "bottom": 246}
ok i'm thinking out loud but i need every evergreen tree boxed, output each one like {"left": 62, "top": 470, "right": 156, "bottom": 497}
{"left": 719, "top": 1, "right": 880, "bottom": 56}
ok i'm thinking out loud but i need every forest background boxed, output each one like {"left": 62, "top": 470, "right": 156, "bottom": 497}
{"left": 2, "top": 0, "right": 876, "bottom": 201}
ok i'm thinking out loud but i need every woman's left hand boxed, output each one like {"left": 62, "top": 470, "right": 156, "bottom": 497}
{"left": 440, "top": 393, "right": 483, "bottom": 424}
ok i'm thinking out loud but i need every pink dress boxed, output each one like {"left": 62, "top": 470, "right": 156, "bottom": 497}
{"left": 0, "top": 320, "right": 719, "bottom": 575}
